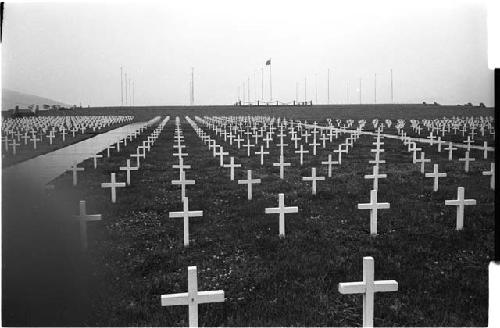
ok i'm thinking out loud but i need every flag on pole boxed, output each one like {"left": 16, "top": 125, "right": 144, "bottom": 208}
{"left": 265, "top": 59, "right": 271, "bottom": 65}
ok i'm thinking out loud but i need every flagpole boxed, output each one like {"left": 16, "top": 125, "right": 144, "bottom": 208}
{"left": 327, "top": 68, "right": 330, "bottom": 105}
{"left": 359, "top": 78, "right": 362, "bottom": 104}
{"left": 315, "top": 74, "right": 318, "bottom": 104}
{"left": 120, "top": 66, "right": 123, "bottom": 107}
{"left": 390, "top": 68, "right": 394, "bottom": 103}
{"left": 261, "top": 67, "right": 264, "bottom": 101}
{"left": 296, "top": 82, "right": 298, "bottom": 103}
{"left": 124, "top": 72, "right": 128, "bottom": 105}
{"left": 269, "top": 62, "right": 272, "bottom": 102}
{"left": 304, "top": 77, "right": 307, "bottom": 102}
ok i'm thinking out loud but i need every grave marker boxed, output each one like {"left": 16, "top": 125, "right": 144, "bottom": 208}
{"left": 161, "top": 266, "right": 224, "bottom": 328}
{"left": 169, "top": 197, "right": 203, "bottom": 246}
{"left": 445, "top": 186, "right": 477, "bottom": 230}
{"left": 338, "top": 256, "right": 398, "bottom": 328}
{"left": 265, "top": 193, "right": 298, "bottom": 237}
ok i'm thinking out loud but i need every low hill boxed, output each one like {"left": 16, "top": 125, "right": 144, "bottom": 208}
{"left": 2, "top": 88, "right": 69, "bottom": 111}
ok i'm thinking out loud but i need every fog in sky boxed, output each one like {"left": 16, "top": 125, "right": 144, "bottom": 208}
{"left": 1, "top": 0, "right": 494, "bottom": 106}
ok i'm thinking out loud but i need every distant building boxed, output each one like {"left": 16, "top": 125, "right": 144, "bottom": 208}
{"left": 9, "top": 105, "right": 38, "bottom": 117}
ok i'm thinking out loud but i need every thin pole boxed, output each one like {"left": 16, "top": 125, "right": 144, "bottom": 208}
{"left": 359, "top": 78, "right": 362, "bottom": 104}
{"left": 261, "top": 67, "right": 264, "bottom": 101}
{"left": 315, "top": 74, "right": 318, "bottom": 104}
{"left": 304, "top": 77, "right": 307, "bottom": 102}
{"left": 254, "top": 70, "right": 257, "bottom": 101}
{"left": 296, "top": 82, "right": 298, "bottom": 103}
{"left": 191, "top": 67, "right": 194, "bottom": 106}
{"left": 327, "top": 68, "right": 330, "bottom": 105}
{"left": 269, "top": 63, "right": 273, "bottom": 102}
{"left": 120, "top": 66, "right": 123, "bottom": 106}
{"left": 124, "top": 73, "right": 128, "bottom": 105}
{"left": 390, "top": 68, "right": 394, "bottom": 103}
{"left": 374, "top": 73, "right": 377, "bottom": 104}
{"left": 248, "top": 77, "right": 250, "bottom": 104}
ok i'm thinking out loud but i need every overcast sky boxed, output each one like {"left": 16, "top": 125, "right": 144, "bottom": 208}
{"left": 1, "top": 0, "right": 494, "bottom": 106}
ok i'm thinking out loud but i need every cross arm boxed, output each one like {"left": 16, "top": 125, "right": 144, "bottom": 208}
{"left": 197, "top": 290, "right": 225, "bottom": 304}
{"left": 374, "top": 280, "right": 398, "bottom": 292}
{"left": 161, "top": 292, "right": 188, "bottom": 306}
{"left": 338, "top": 281, "right": 366, "bottom": 295}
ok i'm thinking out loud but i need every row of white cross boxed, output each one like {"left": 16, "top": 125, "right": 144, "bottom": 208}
{"left": 2, "top": 115, "right": 134, "bottom": 156}
{"left": 73, "top": 117, "right": 170, "bottom": 250}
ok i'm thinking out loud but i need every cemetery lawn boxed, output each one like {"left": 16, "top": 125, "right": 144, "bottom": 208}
{"left": 3, "top": 104, "right": 494, "bottom": 326}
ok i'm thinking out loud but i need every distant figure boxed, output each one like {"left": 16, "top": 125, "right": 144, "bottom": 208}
{"left": 465, "top": 102, "right": 473, "bottom": 106}
{"left": 423, "top": 102, "right": 427, "bottom": 105}
{"left": 479, "top": 102, "right": 486, "bottom": 108}
{"left": 433, "top": 101, "right": 440, "bottom": 106}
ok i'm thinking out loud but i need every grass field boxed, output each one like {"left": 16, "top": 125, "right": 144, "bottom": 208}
{"left": 2, "top": 104, "right": 495, "bottom": 327}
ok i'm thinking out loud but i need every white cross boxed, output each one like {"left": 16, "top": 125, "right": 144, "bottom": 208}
{"left": 92, "top": 153, "right": 103, "bottom": 169}
{"left": 435, "top": 136, "right": 444, "bottom": 152}
{"left": 169, "top": 197, "right": 203, "bottom": 246}
{"left": 425, "top": 164, "right": 447, "bottom": 192}
{"left": 309, "top": 138, "right": 320, "bottom": 156}
{"left": 238, "top": 170, "right": 261, "bottom": 200}
{"left": 161, "top": 266, "right": 224, "bottom": 327}
{"left": 427, "top": 132, "right": 436, "bottom": 145}
{"left": 358, "top": 189, "right": 390, "bottom": 235}
{"left": 30, "top": 135, "right": 40, "bottom": 149}
{"left": 483, "top": 141, "right": 489, "bottom": 159}
{"left": 319, "top": 133, "right": 328, "bottom": 148}
{"left": 364, "top": 165, "right": 387, "bottom": 191}
{"left": 46, "top": 132, "right": 55, "bottom": 145}
{"left": 415, "top": 151, "right": 431, "bottom": 173}
{"left": 74, "top": 200, "right": 101, "bottom": 251}
{"left": 321, "top": 154, "right": 338, "bottom": 178}
{"left": 243, "top": 139, "right": 254, "bottom": 157}
{"left": 445, "top": 186, "right": 476, "bottom": 230}
{"left": 255, "top": 145, "right": 270, "bottom": 165}
{"left": 22, "top": 133, "right": 30, "bottom": 145}
{"left": 302, "top": 167, "right": 325, "bottom": 195}
{"left": 172, "top": 170, "right": 195, "bottom": 199}
{"left": 463, "top": 136, "right": 472, "bottom": 151}
{"left": 273, "top": 155, "right": 291, "bottom": 179}
{"left": 482, "top": 163, "right": 495, "bottom": 190}
{"left": 9, "top": 139, "right": 20, "bottom": 155}
{"left": 216, "top": 146, "right": 229, "bottom": 167}
{"left": 333, "top": 145, "right": 346, "bottom": 164}
{"left": 338, "top": 256, "right": 398, "bottom": 328}
{"left": 263, "top": 133, "right": 273, "bottom": 148}
{"left": 265, "top": 193, "right": 298, "bottom": 237}
{"left": 106, "top": 144, "right": 115, "bottom": 157}
{"left": 295, "top": 145, "right": 309, "bottom": 165}
{"left": 68, "top": 161, "right": 84, "bottom": 186}
{"left": 234, "top": 135, "right": 244, "bottom": 148}
{"left": 459, "top": 151, "right": 475, "bottom": 173}
{"left": 120, "top": 159, "right": 139, "bottom": 185}
{"left": 173, "top": 157, "right": 191, "bottom": 179}
{"left": 174, "top": 147, "right": 188, "bottom": 159}
{"left": 369, "top": 151, "right": 386, "bottom": 166}
{"left": 223, "top": 156, "right": 241, "bottom": 180}
{"left": 101, "top": 173, "right": 126, "bottom": 203}
{"left": 445, "top": 142, "right": 457, "bottom": 161}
